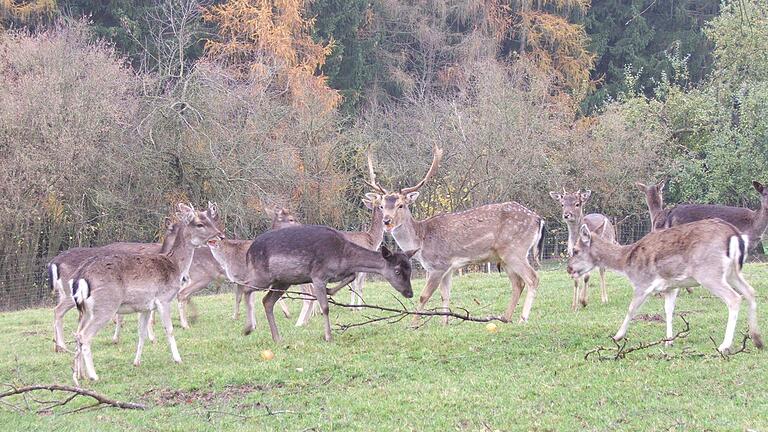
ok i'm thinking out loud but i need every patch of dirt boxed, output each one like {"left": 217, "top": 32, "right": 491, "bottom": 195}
{"left": 141, "top": 383, "right": 279, "bottom": 407}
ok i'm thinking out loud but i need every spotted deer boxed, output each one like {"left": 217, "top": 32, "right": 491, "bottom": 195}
{"left": 208, "top": 225, "right": 416, "bottom": 342}
{"left": 294, "top": 193, "right": 385, "bottom": 326}
{"left": 567, "top": 218, "right": 763, "bottom": 353}
{"left": 367, "top": 146, "right": 545, "bottom": 325}
{"left": 549, "top": 188, "right": 616, "bottom": 309}
{"left": 640, "top": 180, "right": 768, "bottom": 252}
{"left": 70, "top": 203, "right": 223, "bottom": 384}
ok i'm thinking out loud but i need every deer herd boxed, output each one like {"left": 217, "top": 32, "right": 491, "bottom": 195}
{"left": 46, "top": 147, "right": 766, "bottom": 385}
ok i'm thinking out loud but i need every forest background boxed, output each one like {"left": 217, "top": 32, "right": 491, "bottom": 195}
{"left": 1, "top": 0, "right": 767, "bottom": 300}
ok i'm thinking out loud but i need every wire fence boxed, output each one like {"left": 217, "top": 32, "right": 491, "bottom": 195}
{"left": 2, "top": 215, "right": 762, "bottom": 312}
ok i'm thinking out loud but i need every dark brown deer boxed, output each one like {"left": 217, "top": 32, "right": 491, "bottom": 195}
{"left": 549, "top": 188, "right": 616, "bottom": 309}
{"left": 208, "top": 225, "right": 416, "bottom": 342}
{"left": 367, "top": 146, "right": 545, "bottom": 325}
{"left": 70, "top": 203, "right": 223, "bottom": 384}
{"left": 567, "top": 219, "right": 763, "bottom": 353}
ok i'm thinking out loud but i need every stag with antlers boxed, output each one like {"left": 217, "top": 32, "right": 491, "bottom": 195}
{"left": 366, "top": 146, "right": 545, "bottom": 325}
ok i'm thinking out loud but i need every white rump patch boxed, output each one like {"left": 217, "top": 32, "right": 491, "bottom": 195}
{"left": 728, "top": 236, "right": 742, "bottom": 264}
{"left": 50, "top": 263, "right": 59, "bottom": 283}
{"left": 73, "top": 279, "right": 90, "bottom": 305}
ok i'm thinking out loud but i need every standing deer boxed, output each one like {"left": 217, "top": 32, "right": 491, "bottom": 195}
{"left": 635, "top": 179, "right": 668, "bottom": 232}
{"left": 294, "top": 193, "right": 385, "bottom": 325}
{"left": 567, "top": 219, "right": 763, "bottom": 353}
{"left": 70, "top": 203, "right": 223, "bottom": 384}
{"left": 367, "top": 146, "right": 545, "bottom": 325}
{"left": 549, "top": 188, "right": 616, "bottom": 309}
{"left": 642, "top": 180, "right": 768, "bottom": 252}
{"left": 208, "top": 225, "right": 416, "bottom": 342}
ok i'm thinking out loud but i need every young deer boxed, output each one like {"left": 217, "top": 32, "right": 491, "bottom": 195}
{"left": 70, "top": 203, "right": 223, "bottom": 384}
{"left": 294, "top": 193, "right": 385, "bottom": 325}
{"left": 549, "top": 188, "right": 616, "bottom": 309}
{"left": 650, "top": 180, "right": 768, "bottom": 252}
{"left": 635, "top": 179, "right": 668, "bottom": 232}
{"left": 367, "top": 146, "right": 545, "bottom": 325}
{"left": 567, "top": 218, "right": 763, "bottom": 353}
{"left": 48, "top": 221, "right": 179, "bottom": 352}
{"left": 208, "top": 225, "right": 416, "bottom": 342}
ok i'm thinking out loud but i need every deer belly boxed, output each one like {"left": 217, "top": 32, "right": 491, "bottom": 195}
{"left": 667, "top": 276, "right": 698, "bottom": 289}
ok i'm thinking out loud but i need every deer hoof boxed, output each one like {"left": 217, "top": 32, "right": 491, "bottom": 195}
{"left": 54, "top": 344, "right": 67, "bottom": 353}
{"left": 664, "top": 340, "right": 674, "bottom": 348}
{"left": 718, "top": 345, "right": 732, "bottom": 355}
{"left": 517, "top": 317, "right": 528, "bottom": 324}
{"left": 133, "top": 360, "right": 141, "bottom": 367}
{"left": 751, "top": 333, "right": 764, "bottom": 349}
{"left": 243, "top": 327, "right": 253, "bottom": 336}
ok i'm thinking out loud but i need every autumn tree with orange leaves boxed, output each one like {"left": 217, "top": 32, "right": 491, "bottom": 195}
{"left": 203, "top": 0, "right": 340, "bottom": 112}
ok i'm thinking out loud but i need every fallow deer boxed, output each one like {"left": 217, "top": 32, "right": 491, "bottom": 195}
{"left": 635, "top": 179, "right": 668, "bottom": 232}
{"left": 70, "top": 203, "right": 223, "bottom": 384}
{"left": 643, "top": 180, "right": 768, "bottom": 252}
{"left": 567, "top": 218, "right": 763, "bottom": 353}
{"left": 367, "top": 146, "right": 545, "bottom": 325}
{"left": 208, "top": 225, "right": 416, "bottom": 342}
{"left": 549, "top": 188, "right": 616, "bottom": 309}
{"left": 294, "top": 193, "right": 385, "bottom": 325}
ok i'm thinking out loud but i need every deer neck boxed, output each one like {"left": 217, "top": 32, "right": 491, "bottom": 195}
{"left": 343, "top": 243, "right": 386, "bottom": 274}
{"left": 750, "top": 200, "right": 768, "bottom": 238}
{"left": 391, "top": 207, "right": 423, "bottom": 252}
{"left": 565, "top": 217, "right": 583, "bottom": 256}
{"left": 210, "top": 240, "right": 251, "bottom": 284}
{"left": 164, "top": 225, "right": 197, "bottom": 282}
{"left": 645, "top": 190, "right": 664, "bottom": 227}
{"left": 587, "top": 237, "right": 629, "bottom": 274}
{"left": 367, "top": 206, "right": 385, "bottom": 248}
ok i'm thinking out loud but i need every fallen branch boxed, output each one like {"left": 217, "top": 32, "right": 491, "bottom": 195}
{"left": 585, "top": 315, "right": 691, "bottom": 361}
{"left": 0, "top": 384, "right": 145, "bottom": 414}
{"left": 709, "top": 332, "right": 752, "bottom": 360}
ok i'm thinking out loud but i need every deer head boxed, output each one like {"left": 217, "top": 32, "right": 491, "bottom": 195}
{"left": 174, "top": 203, "right": 225, "bottom": 248}
{"left": 549, "top": 188, "right": 592, "bottom": 223}
{"left": 265, "top": 206, "right": 300, "bottom": 230}
{"left": 365, "top": 146, "right": 444, "bottom": 232}
{"left": 566, "top": 221, "right": 607, "bottom": 279}
{"left": 753, "top": 181, "right": 768, "bottom": 209}
{"left": 380, "top": 246, "right": 417, "bottom": 298}
{"left": 635, "top": 179, "right": 666, "bottom": 209}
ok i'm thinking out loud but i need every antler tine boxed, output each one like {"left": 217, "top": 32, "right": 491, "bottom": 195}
{"left": 365, "top": 147, "right": 388, "bottom": 194}
{"left": 401, "top": 145, "right": 444, "bottom": 194}
{"left": 562, "top": 186, "right": 567, "bottom": 194}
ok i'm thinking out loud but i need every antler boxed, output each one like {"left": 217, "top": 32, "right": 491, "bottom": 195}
{"left": 400, "top": 145, "right": 444, "bottom": 194}
{"left": 365, "top": 147, "right": 388, "bottom": 194}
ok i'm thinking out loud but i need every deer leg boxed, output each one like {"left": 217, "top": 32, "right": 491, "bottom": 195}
{"left": 74, "top": 305, "right": 114, "bottom": 382}
{"left": 295, "top": 284, "right": 315, "bottom": 327}
{"left": 155, "top": 300, "right": 182, "bottom": 363}
{"left": 243, "top": 290, "right": 256, "bottom": 335}
{"left": 278, "top": 298, "right": 291, "bottom": 318}
{"left": 263, "top": 284, "right": 288, "bottom": 343}
{"left": 233, "top": 285, "right": 244, "bottom": 320}
{"left": 663, "top": 288, "right": 680, "bottom": 347}
{"left": 614, "top": 284, "right": 656, "bottom": 341}
{"left": 571, "top": 279, "right": 579, "bottom": 311}
{"left": 53, "top": 296, "right": 75, "bottom": 352}
{"left": 147, "top": 310, "right": 156, "bottom": 343}
{"left": 503, "top": 258, "right": 539, "bottom": 323}
{"left": 502, "top": 272, "right": 525, "bottom": 322}
{"left": 701, "top": 278, "right": 742, "bottom": 353}
{"left": 177, "top": 296, "right": 190, "bottom": 330}
{"left": 412, "top": 272, "right": 446, "bottom": 327}
{"left": 112, "top": 314, "right": 123, "bottom": 344}
{"left": 599, "top": 267, "right": 608, "bottom": 303}
{"left": 728, "top": 272, "right": 763, "bottom": 349}
{"left": 133, "top": 311, "right": 152, "bottom": 366}
{"left": 439, "top": 272, "right": 453, "bottom": 325}
{"left": 579, "top": 273, "right": 591, "bottom": 308}
{"left": 351, "top": 273, "right": 366, "bottom": 311}
{"left": 311, "top": 281, "right": 333, "bottom": 342}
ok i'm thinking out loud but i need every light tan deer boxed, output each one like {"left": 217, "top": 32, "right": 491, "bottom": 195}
{"left": 70, "top": 203, "right": 223, "bottom": 384}
{"left": 567, "top": 218, "right": 763, "bottom": 353}
{"left": 549, "top": 188, "right": 616, "bottom": 309}
{"left": 635, "top": 179, "right": 669, "bottom": 232}
{"left": 367, "top": 146, "right": 545, "bottom": 325}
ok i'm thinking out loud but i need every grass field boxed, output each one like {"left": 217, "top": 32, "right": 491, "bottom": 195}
{"left": 1, "top": 263, "right": 767, "bottom": 431}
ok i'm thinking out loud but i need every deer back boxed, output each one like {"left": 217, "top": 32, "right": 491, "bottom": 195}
{"left": 667, "top": 204, "right": 754, "bottom": 232}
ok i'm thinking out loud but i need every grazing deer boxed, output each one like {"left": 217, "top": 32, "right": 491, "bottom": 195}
{"left": 175, "top": 207, "right": 293, "bottom": 328}
{"left": 48, "top": 221, "right": 179, "bottom": 352}
{"left": 635, "top": 179, "right": 669, "bottom": 232}
{"left": 567, "top": 219, "right": 763, "bottom": 353}
{"left": 367, "top": 146, "right": 545, "bottom": 325}
{"left": 208, "top": 225, "right": 416, "bottom": 342}
{"left": 70, "top": 203, "right": 223, "bottom": 384}
{"left": 294, "top": 193, "right": 385, "bottom": 325}
{"left": 647, "top": 180, "right": 768, "bottom": 252}
{"left": 549, "top": 188, "right": 616, "bottom": 309}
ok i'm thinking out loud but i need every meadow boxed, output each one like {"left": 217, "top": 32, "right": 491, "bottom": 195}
{"left": 0, "top": 263, "right": 767, "bottom": 431}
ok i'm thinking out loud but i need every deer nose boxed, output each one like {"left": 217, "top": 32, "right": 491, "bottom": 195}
{"left": 383, "top": 217, "right": 392, "bottom": 226}
{"left": 563, "top": 213, "right": 573, "bottom": 220}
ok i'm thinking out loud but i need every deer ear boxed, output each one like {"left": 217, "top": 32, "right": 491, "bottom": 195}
{"left": 405, "top": 192, "right": 420, "bottom": 204}
{"left": 177, "top": 203, "right": 195, "bottom": 224}
{"left": 580, "top": 190, "right": 592, "bottom": 202}
{"left": 753, "top": 181, "right": 764, "bottom": 194}
{"left": 656, "top": 179, "right": 666, "bottom": 192}
{"left": 207, "top": 201, "right": 220, "bottom": 220}
{"left": 549, "top": 191, "right": 562, "bottom": 201}
{"left": 634, "top": 182, "right": 647, "bottom": 192}
{"left": 264, "top": 206, "right": 276, "bottom": 219}
{"left": 362, "top": 199, "right": 373, "bottom": 210}
{"left": 579, "top": 224, "right": 591, "bottom": 245}
{"left": 380, "top": 245, "right": 393, "bottom": 260}
{"left": 365, "top": 192, "right": 381, "bottom": 201}
{"left": 163, "top": 217, "right": 174, "bottom": 230}
{"left": 404, "top": 249, "right": 419, "bottom": 259}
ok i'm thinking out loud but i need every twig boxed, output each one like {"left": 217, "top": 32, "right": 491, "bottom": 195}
{"left": 0, "top": 384, "right": 146, "bottom": 413}
{"left": 709, "top": 332, "right": 752, "bottom": 360}
{"left": 585, "top": 315, "right": 691, "bottom": 361}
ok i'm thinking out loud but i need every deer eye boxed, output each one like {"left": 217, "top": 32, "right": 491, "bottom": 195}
{"left": 575, "top": 203, "right": 580, "bottom": 207}
{"left": 196, "top": 223, "right": 205, "bottom": 228}
{"left": 394, "top": 269, "right": 401, "bottom": 275}
{"left": 573, "top": 250, "right": 579, "bottom": 256}
{"left": 398, "top": 204, "right": 404, "bottom": 209}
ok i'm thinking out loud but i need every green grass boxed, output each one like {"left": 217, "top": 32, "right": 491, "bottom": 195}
{"left": 1, "top": 264, "right": 768, "bottom": 431}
